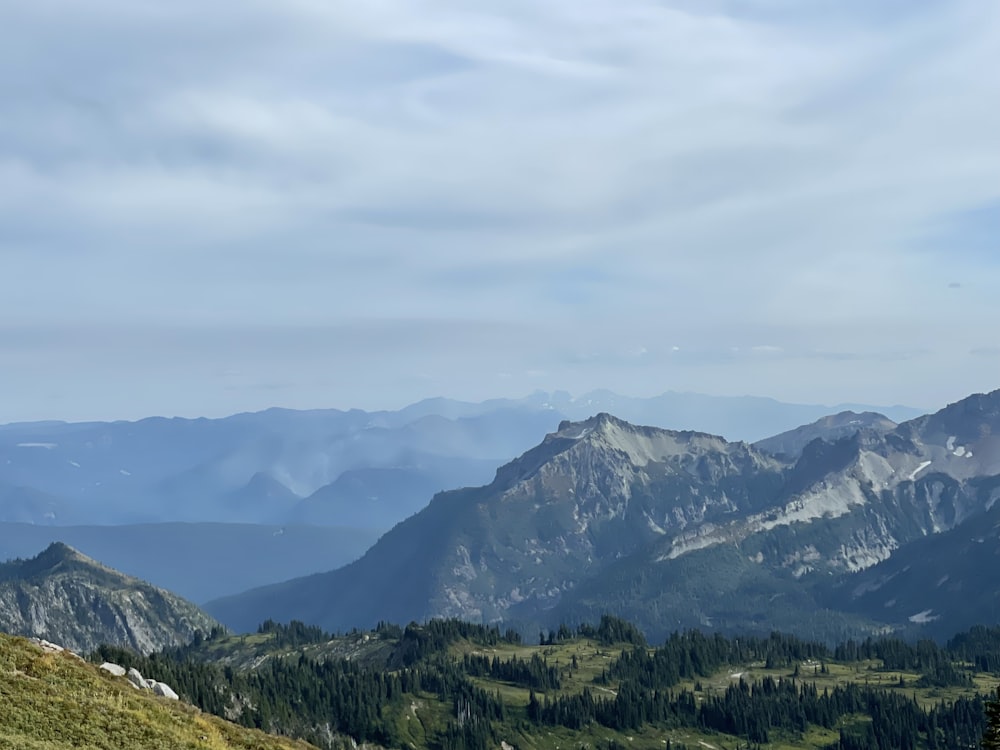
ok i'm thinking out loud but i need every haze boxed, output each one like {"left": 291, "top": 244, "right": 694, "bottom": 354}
{"left": 2, "top": 0, "right": 998, "bottom": 422}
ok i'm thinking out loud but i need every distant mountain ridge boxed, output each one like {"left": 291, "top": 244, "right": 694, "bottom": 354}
{"left": 0, "top": 542, "right": 217, "bottom": 653}
{"left": 0, "top": 522, "right": 380, "bottom": 603}
{"left": 0, "top": 391, "right": 922, "bottom": 531}
{"left": 753, "top": 410, "right": 898, "bottom": 458}
{"left": 206, "top": 388, "right": 1000, "bottom": 642}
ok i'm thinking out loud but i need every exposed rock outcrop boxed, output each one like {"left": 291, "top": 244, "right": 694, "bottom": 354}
{"left": 209, "top": 389, "right": 1000, "bottom": 640}
{"left": 0, "top": 543, "right": 218, "bottom": 654}
{"left": 99, "top": 661, "right": 126, "bottom": 676}
{"left": 96, "top": 662, "right": 180, "bottom": 700}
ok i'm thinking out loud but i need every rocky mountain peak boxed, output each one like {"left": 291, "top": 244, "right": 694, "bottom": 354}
{"left": 493, "top": 414, "right": 735, "bottom": 491}
{"left": 0, "top": 543, "right": 218, "bottom": 653}
{"left": 36, "top": 541, "right": 82, "bottom": 565}
{"left": 934, "top": 389, "right": 1000, "bottom": 431}
{"left": 887, "top": 388, "right": 1000, "bottom": 478}
{"left": 1, "top": 542, "right": 97, "bottom": 582}
{"left": 207, "top": 411, "right": 794, "bottom": 632}
{"left": 557, "top": 412, "right": 733, "bottom": 455}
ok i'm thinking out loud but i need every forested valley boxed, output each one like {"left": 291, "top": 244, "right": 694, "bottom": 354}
{"left": 90, "top": 616, "right": 1000, "bottom": 750}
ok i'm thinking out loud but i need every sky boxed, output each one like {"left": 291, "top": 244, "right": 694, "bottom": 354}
{"left": 1, "top": 0, "right": 999, "bottom": 422}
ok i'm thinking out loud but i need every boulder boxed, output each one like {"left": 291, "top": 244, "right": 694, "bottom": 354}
{"left": 100, "top": 662, "right": 126, "bottom": 677}
{"left": 30, "top": 638, "right": 64, "bottom": 654}
{"left": 119, "top": 664, "right": 179, "bottom": 700}
{"left": 126, "top": 667, "right": 146, "bottom": 689}
{"left": 153, "top": 682, "right": 179, "bottom": 700}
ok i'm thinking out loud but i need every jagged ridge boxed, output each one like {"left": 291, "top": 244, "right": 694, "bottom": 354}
{"left": 206, "top": 414, "right": 788, "bottom": 632}
{"left": 207, "top": 389, "right": 1000, "bottom": 641}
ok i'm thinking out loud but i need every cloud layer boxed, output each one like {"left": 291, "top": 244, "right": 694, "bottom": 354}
{"left": 2, "top": 0, "right": 999, "bottom": 420}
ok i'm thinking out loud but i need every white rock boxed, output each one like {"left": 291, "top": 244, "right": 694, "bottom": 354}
{"left": 100, "top": 662, "right": 127, "bottom": 677}
{"left": 153, "top": 682, "right": 179, "bottom": 700}
{"left": 127, "top": 667, "right": 146, "bottom": 689}
{"left": 31, "top": 638, "right": 65, "bottom": 654}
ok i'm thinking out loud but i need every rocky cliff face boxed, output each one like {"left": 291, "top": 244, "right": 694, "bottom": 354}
{"left": 208, "top": 389, "right": 1000, "bottom": 639}
{"left": 207, "top": 414, "right": 787, "bottom": 631}
{"left": 423, "top": 414, "right": 787, "bottom": 621}
{"left": 653, "top": 394, "right": 1000, "bottom": 579}
{"left": 0, "top": 542, "right": 218, "bottom": 653}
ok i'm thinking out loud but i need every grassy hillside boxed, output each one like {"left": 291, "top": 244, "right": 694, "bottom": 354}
{"left": 0, "top": 632, "right": 317, "bottom": 750}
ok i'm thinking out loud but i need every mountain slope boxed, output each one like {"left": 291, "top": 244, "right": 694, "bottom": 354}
{"left": 207, "top": 413, "right": 788, "bottom": 632}
{"left": 0, "top": 632, "right": 316, "bottom": 750}
{"left": 651, "top": 387, "right": 1000, "bottom": 576}
{"left": 553, "top": 389, "right": 1000, "bottom": 638}
{"left": 209, "top": 389, "right": 1000, "bottom": 639}
{"left": 0, "top": 543, "right": 217, "bottom": 653}
{"left": 820, "top": 489, "right": 1000, "bottom": 639}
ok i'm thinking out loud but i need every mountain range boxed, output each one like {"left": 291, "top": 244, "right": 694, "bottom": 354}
{"left": 0, "top": 390, "right": 923, "bottom": 606}
{"left": 0, "top": 390, "right": 920, "bottom": 530}
{"left": 206, "top": 388, "right": 1000, "bottom": 643}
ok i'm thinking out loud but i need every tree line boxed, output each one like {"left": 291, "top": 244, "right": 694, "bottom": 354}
{"left": 89, "top": 616, "right": 1000, "bottom": 750}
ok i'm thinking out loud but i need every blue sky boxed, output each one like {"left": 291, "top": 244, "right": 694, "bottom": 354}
{"left": 1, "top": 0, "right": 998, "bottom": 421}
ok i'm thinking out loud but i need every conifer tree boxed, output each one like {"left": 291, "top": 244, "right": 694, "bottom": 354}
{"left": 983, "top": 687, "right": 1000, "bottom": 750}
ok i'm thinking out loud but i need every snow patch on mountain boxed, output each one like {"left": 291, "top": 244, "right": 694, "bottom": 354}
{"left": 908, "top": 609, "right": 939, "bottom": 624}
{"left": 907, "top": 461, "right": 932, "bottom": 481}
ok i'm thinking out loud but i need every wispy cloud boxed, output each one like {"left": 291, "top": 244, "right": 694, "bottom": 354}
{"left": 1, "top": 0, "right": 998, "bottom": 419}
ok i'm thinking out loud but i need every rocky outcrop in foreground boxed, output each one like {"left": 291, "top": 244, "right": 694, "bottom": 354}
{"left": 99, "top": 660, "right": 179, "bottom": 699}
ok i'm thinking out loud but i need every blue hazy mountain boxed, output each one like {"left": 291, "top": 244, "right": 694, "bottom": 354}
{"left": 0, "top": 391, "right": 920, "bottom": 531}
{"left": 0, "top": 522, "right": 379, "bottom": 603}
